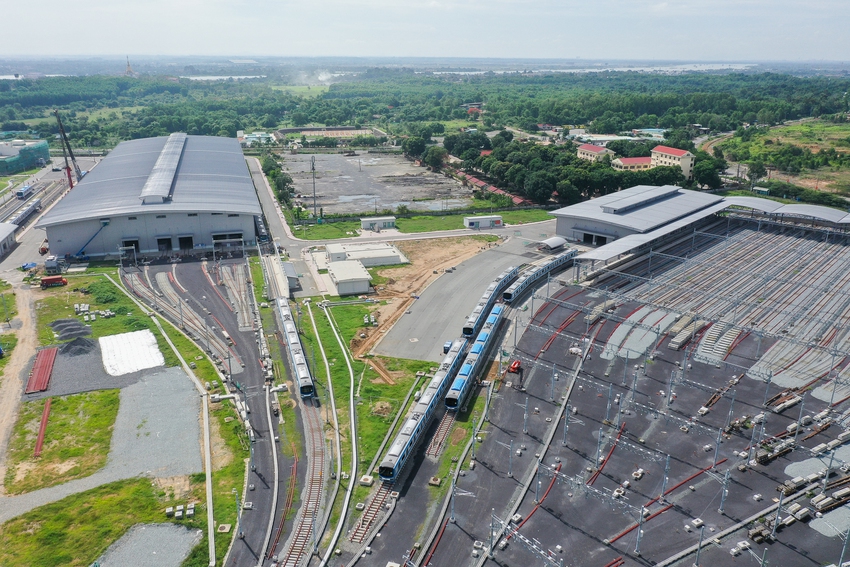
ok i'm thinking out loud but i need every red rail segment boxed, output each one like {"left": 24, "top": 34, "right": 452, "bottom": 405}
{"left": 25, "top": 347, "right": 58, "bottom": 394}
{"left": 34, "top": 398, "right": 52, "bottom": 457}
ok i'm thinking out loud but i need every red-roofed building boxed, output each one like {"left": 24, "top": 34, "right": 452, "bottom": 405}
{"left": 651, "top": 145, "right": 695, "bottom": 178}
{"left": 480, "top": 150, "right": 493, "bottom": 156}
{"left": 577, "top": 143, "right": 615, "bottom": 162}
{"left": 612, "top": 156, "right": 653, "bottom": 171}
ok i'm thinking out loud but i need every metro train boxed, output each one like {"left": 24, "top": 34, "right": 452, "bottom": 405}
{"left": 6, "top": 198, "right": 42, "bottom": 229}
{"left": 462, "top": 265, "right": 519, "bottom": 338}
{"left": 502, "top": 249, "right": 577, "bottom": 304}
{"left": 446, "top": 304, "right": 503, "bottom": 411}
{"left": 378, "top": 338, "right": 468, "bottom": 482}
{"left": 276, "top": 298, "right": 315, "bottom": 397}
{"left": 254, "top": 215, "right": 270, "bottom": 243}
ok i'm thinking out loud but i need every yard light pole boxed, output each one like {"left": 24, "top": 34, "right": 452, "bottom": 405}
{"left": 311, "top": 155, "right": 317, "bottom": 219}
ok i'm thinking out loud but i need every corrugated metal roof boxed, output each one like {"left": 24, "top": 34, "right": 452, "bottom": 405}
{"left": 775, "top": 203, "right": 850, "bottom": 223}
{"left": 139, "top": 133, "right": 186, "bottom": 203}
{"left": 723, "top": 196, "right": 784, "bottom": 213}
{"left": 38, "top": 135, "right": 260, "bottom": 228}
{"left": 576, "top": 202, "right": 730, "bottom": 262}
{"left": 550, "top": 185, "right": 723, "bottom": 233}
{"left": 328, "top": 260, "right": 371, "bottom": 282}
{"left": 281, "top": 262, "right": 298, "bottom": 278}
{"left": 0, "top": 222, "right": 17, "bottom": 241}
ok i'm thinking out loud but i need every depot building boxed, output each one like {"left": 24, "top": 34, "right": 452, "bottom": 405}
{"left": 37, "top": 134, "right": 262, "bottom": 259}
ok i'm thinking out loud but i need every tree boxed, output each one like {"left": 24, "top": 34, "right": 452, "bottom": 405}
{"left": 524, "top": 171, "right": 556, "bottom": 204}
{"left": 693, "top": 160, "right": 722, "bottom": 189}
{"left": 402, "top": 136, "right": 427, "bottom": 158}
{"left": 747, "top": 160, "right": 767, "bottom": 186}
{"left": 423, "top": 146, "right": 448, "bottom": 170}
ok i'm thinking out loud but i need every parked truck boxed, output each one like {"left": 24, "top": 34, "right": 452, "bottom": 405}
{"left": 40, "top": 275, "right": 68, "bottom": 289}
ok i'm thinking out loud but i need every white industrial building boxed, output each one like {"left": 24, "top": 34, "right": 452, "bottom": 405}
{"left": 360, "top": 216, "right": 396, "bottom": 231}
{"left": 328, "top": 260, "right": 372, "bottom": 296}
{"left": 325, "top": 242, "right": 408, "bottom": 267}
{"left": 464, "top": 215, "right": 503, "bottom": 229}
{"left": 37, "top": 134, "right": 261, "bottom": 259}
{"left": 550, "top": 185, "right": 722, "bottom": 246}
{"left": 0, "top": 223, "right": 17, "bottom": 258}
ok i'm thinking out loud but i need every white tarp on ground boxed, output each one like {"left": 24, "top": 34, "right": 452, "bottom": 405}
{"left": 99, "top": 329, "right": 165, "bottom": 376}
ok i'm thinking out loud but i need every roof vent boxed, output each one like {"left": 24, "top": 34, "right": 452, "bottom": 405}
{"left": 139, "top": 133, "right": 187, "bottom": 204}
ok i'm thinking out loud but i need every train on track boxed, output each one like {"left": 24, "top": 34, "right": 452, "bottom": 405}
{"left": 377, "top": 250, "right": 577, "bottom": 482}
{"left": 254, "top": 215, "right": 270, "bottom": 243}
{"left": 503, "top": 249, "right": 577, "bottom": 304}
{"left": 277, "top": 298, "right": 315, "bottom": 397}
{"left": 463, "top": 265, "right": 519, "bottom": 338}
{"left": 447, "top": 304, "right": 503, "bottom": 411}
{"left": 378, "top": 338, "right": 467, "bottom": 482}
{"left": 5, "top": 198, "right": 42, "bottom": 229}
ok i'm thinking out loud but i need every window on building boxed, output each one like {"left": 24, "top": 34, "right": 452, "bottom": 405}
{"left": 228, "top": 214, "right": 239, "bottom": 217}
{"left": 128, "top": 216, "right": 137, "bottom": 220}
{"left": 188, "top": 213, "right": 198, "bottom": 217}
{"left": 156, "top": 215, "right": 166, "bottom": 219}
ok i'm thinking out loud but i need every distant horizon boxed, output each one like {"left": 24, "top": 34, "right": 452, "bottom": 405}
{"left": 7, "top": 0, "right": 848, "bottom": 62}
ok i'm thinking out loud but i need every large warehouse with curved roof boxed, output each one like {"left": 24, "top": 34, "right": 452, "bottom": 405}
{"left": 38, "top": 134, "right": 262, "bottom": 259}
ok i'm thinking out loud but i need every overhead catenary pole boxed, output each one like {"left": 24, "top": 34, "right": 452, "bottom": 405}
{"left": 311, "top": 155, "right": 317, "bottom": 219}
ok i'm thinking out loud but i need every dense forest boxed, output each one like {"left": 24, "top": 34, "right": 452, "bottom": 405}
{"left": 2, "top": 70, "right": 848, "bottom": 205}
{"left": 2, "top": 71, "right": 849, "bottom": 146}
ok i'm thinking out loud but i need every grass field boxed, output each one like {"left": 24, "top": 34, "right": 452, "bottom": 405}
{"left": 4, "top": 390, "right": 120, "bottom": 494}
{"left": 0, "top": 477, "right": 205, "bottom": 567}
{"left": 289, "top": 208, "right": 551, "bottom": 240}
{"left": 35, "top": 274, "right": 179, "bottom": 367}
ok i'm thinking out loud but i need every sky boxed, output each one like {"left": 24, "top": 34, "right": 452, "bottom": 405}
{"left": 7, "top": 0, "right": 849, "bottom": 61}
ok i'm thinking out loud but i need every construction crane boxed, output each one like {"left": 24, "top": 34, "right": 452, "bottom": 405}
{"left": 53, "top": 109, "right": 83, "bottom": 185}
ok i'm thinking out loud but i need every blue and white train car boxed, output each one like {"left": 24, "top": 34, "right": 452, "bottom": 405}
{"left": 276, "top": 298, "right": 314, "bottom": 397}
{"left": 462, "top": 266, "right": 518, "bottom": 338}
{"left": 378, "top": 338, "right": 468, "bottom": 482}
{"left": 502, "top": 249, "right": 576, "bottom": 304}
{"left": 447, "top": 304, "right": 503, "bottom": 411}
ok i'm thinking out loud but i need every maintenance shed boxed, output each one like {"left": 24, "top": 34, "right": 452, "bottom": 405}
{"left": 464, "top": 215, "right": 503, "bottom": 229}
{"left": 37, "top": 134, "right": 262, "bottom": 259}
{"left": 360, "top": 216, "right": 396, "bottom": 231}
{"left": 328, "top": 260, "right": 371, "bottom": 296}
{"left": 549, "top": 185, "right": 722, "bottom": 245}
{"left": 281, "top": 261, "right": 300, "bottom": 289}
{"left": 0, "top": 223, "right": 17, "bottom": 257}
{"left": 325, "top": 242, "right": 408, "bottom": 267}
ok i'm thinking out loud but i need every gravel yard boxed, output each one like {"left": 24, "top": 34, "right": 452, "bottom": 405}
{"left": 286, "top": 153, "right": 473, "bottom": 214}
{"left": 0, "top": 367, "right": 202, "bottom": 522}
{"left": 21, "top": 338, "right": 154, "bottom": 401}
{"left": 96, "top": 523, "right": 203, "bottom": 567}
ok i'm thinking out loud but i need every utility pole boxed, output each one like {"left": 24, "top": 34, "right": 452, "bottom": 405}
{"left": 311, "top": 155, "right": 317, "bottom": 219}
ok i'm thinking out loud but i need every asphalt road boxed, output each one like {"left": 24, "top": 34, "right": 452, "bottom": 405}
{"left": 372, "top": 236, "right": 552, "bottom": 362}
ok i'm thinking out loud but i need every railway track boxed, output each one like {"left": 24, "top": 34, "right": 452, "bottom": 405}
{"left": 425, "top": 412, "right": 455, "bottom": 457}
{"left": 280, "top": 398, "right": 326, "bottom": 567}
{"left": 125, "top": 268, "right": 244, "bottom": 373}
{"left": 350, "top": 482, "right": 394, "bottom": 544}
{"left": 219, "top": 263, "right": 254, "bottom": 331}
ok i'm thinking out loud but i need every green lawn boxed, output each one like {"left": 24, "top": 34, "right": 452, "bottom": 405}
{"left": 35, "top": 275, "right": 178, "bottom": 367}
{"left": 0, "top": 477, "right": 204, "bottom": 567}
{"left": 4, "top": 390, "right": 120, "bottom": 494}
{"left": 0, "top": 334, "right": 18, "bottom": 380}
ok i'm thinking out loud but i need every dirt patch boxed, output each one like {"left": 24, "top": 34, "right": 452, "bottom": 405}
{"left": 12, "top": 460, "right": 35, "bottom": 484}
{"left": 49, "top": 460, "right": 79, "bottom": 476}
{"left": 351, "top": 236, "right": 495, "bottom": 358}
{"left": 153, "top": 475, "right": 194, "bottom": 500}
{"left": 0, "top": 288, "right": 37, "bottom": 496}
{"left": 371, "top": 401, "right": 392, "bottom": 418}
{"left": 209, "top": 413, "right": 233, "bottom": 470}
{"left": 449, "top": 426, "right": 468, "bottom": 447}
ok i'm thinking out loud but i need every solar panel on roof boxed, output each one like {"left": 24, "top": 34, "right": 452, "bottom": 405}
{"left": 139, "top": 133, "right": 186, "bottom": 203}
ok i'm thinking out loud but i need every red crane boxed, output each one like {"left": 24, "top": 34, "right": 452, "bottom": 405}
{"left": 53, "top": 109, "right": 83, "bottom": 188}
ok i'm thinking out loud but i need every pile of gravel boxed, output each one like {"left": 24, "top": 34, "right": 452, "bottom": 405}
{"left": 59, "top": 337, "right": 96, "bottom": 356}
{"left": 49, "top": 318, "right": 92, "bottom": 340}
